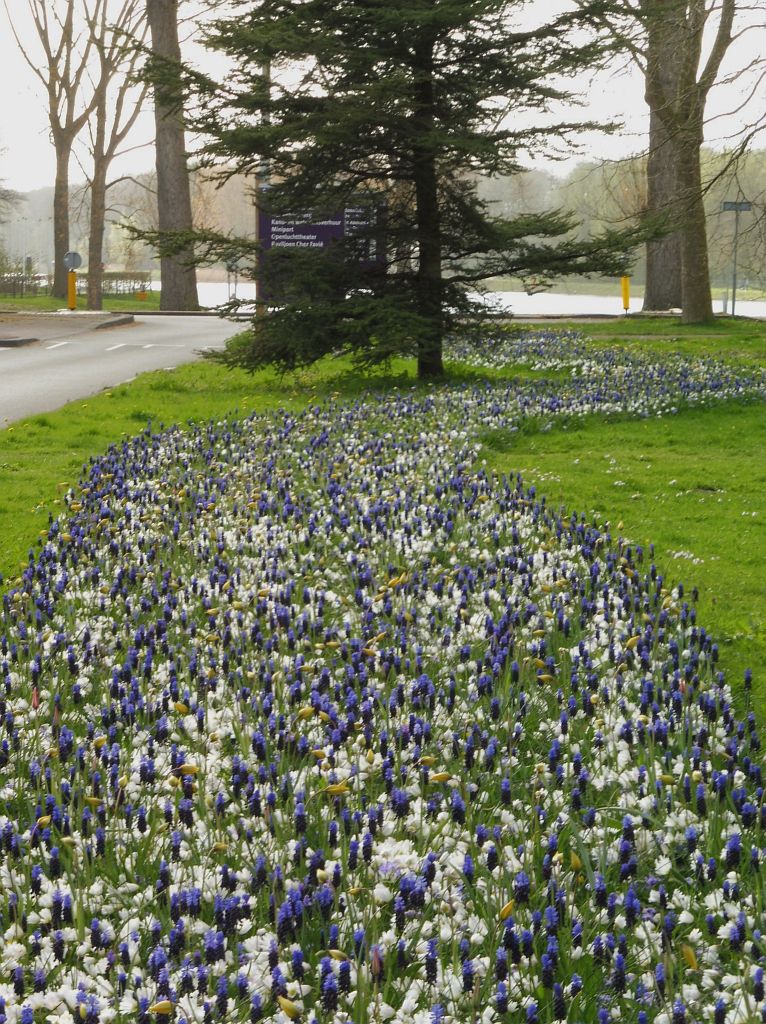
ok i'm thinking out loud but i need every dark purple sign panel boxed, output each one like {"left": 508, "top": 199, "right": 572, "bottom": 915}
{"left": 259, "top": 211, "right": 343, "bottom": 250}
{"left": 258, "top": 205, "right": 384, "bottom": 267}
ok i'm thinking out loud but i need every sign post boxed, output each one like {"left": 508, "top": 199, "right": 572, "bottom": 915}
{"left": 63, "top": 251, "right": 82, "bottom": 311}
{"left": 721, "top": 200, "right": 752, "bottom": 315}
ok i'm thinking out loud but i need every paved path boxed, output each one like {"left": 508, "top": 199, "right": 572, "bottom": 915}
{"left": 0, "top": 313, "right": 239, "bottom": 425}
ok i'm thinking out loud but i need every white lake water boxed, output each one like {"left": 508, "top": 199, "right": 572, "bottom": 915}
{"left": 194, "top": 280, "right": 766, "bottom": 319}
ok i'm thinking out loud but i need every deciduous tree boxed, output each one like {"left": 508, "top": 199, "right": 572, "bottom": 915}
{"left": 7, "top": 1, "right": 101, "bottom": 297}
{"left": 82, "top": 0, "right": 149, "bottom": 309}
{"left": 591, "top": 0, "right": 748, "bottom": 320}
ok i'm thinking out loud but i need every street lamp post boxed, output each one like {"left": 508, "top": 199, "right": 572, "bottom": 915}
{"left": 722, "top": 199, "right": 752, "bottom": 315}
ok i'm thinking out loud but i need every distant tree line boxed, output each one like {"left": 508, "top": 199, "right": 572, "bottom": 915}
{"left": 2, "top": 0, "right": 762, "bottom": 340}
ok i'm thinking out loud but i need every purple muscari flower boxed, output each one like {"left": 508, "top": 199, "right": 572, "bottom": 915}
{"left": 321, "top": 973, "right": 338, "bottom": 1013}
{"left": 338, "top": 960, "right": 351, "bottom": 993}
{"left": 362, "top": 832, "right": 373, "bottom": 862}
{"left": 673, "top": 999, "right": 687, "bottom": 1024}
{"left": 216, "top": 976, "right": 228, "bottom": 1016}
{"left": 250, "top": 993, "right": 263, "bottom": 1022}
{"left": 541, "top": 953, "right": 554, "bottom": 988}
{"left": 570, "top": 973, "right": 582, "bottom": 996}
{"left": 347, "top": 839, "right": 359, "bottom": 870}
{"left": 294, "top": 802, "right": 306, "bottom": 834}
{"left": 714, "top": 998, "right": 727, "bottom": 1024}
{"left": 495, "top": 947, "right": 508, "bottom": 981}
{"left": 612, "top": 952, "right": 626, "bottom": 993}
{"left": 270, "top": 966, "right": 287, "bottom": 999}
{"left": 391, "top": 787, "right": 409, "bottom": 818}
{"left": 496, "top": 982, "right": 508, "bottom": 1014}
{"left": 463, "top": 854, "right": 474, "bottom": 883}
{"left": 594, "top": 873, "right": 607, "bottom": 908}
{"left": 513, "top": 870, "right": 531, "bottom": 902}
{"left": 526, "top": 1003, "right": 539, "bottom": 1024}
{"left": 291, "top": 949, "right": 304, "bottom": 981}
{"left": 725, "top": 833, "right": 741, "bottom": 869}
{"left": 755, "top": 967, "right": 765, "bottom": 1002}
{"left": 431, "top": 1007, "right": 445, "bottom": 1024}
{"left": 394, "top": 895, "right": 405, "bottom": 932}
{"left": 696, "top": 784, "right": 707, "bottom": 816}
{"left": 462, "top": 958, "right": 474, "bottom": 993}
{"left": 655, "top": 962, "right": 666, "bottom": 996}
{"left": 553, "top": 983, "right": 566, "bottom": 1019}
{"left": 20, "top": 1009, "right": 33, "bottom": 1024}
{"left": 426, "top": 940, "right": 438, "bottom": 984}
{"left": 451, "top": 789, "right": 465, "bottom": 824}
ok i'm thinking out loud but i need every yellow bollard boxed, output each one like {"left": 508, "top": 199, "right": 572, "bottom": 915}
{"left": 620, "top": 275, "right": 630, "bottom": 315}
{"left": 67, "top": 270, "right": 77, "bottom": 311}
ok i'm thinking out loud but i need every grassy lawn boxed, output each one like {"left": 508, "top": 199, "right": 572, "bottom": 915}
{"left": 480, "top": 399, "right": 766, "bottom": 701}
{"left": 0, "top": 291, "right": 164, "bottom": 313}
{"left": 1, "top": 316, "right": 765, "bottom": 703}
{"left": 487, "top": 275, "right": 766, "bottom": 302}
{"left": 560, "top": 313, "right": 766, "bottom": 364}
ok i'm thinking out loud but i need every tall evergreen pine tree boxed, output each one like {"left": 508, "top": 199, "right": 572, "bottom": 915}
{"left": 190, "top": 0, "right": 643, "bottom": 377}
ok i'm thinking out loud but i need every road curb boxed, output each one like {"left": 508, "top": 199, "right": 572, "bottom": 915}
{"left": 122, "top": 309, "right": 224, "bottom": 317}
{"left": 0, "top": 336, "right": 38, "bottom": 348}
{"left": 93, "top": 314, "right": 134, "bottom": 329}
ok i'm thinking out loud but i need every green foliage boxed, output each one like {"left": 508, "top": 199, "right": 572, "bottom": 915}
{"left": 178, "top": 0, "right": 646, "bottom": 376}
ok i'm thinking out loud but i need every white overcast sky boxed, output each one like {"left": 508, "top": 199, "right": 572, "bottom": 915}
{"left": 0, "top": 0, "right": 763, "bottom": 194}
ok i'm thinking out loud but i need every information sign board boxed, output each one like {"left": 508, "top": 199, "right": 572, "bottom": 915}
{"left": 258, "top": 205, "right": 384, "bottom": 268}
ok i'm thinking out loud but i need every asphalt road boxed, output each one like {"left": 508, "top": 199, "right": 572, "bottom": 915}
{"left": 0, "top": 315, "right": 239, "bottom": 425}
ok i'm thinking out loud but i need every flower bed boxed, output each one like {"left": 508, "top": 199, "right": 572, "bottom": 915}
{"left": 1, "top": 333, "right": 765, "bottom": 1024}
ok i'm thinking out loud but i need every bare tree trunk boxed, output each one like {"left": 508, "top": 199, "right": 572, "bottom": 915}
{"left": 644, "top": 109, "right": 682, "bottom": 309}
{"left": 146, "top": 0, "right": 198, "bottom": 311}
{"left": 677, "top": 130, "right": 714, "bottom": 322}
{"left": 52, "top": 145, "right": 71, "bottom": 298}
{"left": 87, "top": 162, "right": 107, "bottom": 310}
{"left": 643, "top": 0, "right": 683, "bottom": 310}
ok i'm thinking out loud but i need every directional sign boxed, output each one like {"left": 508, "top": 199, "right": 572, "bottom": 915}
{"left": 722, "top": 201, "right": 752, "bottom": 212}
{"left": 258, "top": 205, "right": 384, "bottom": 267}
{"left": 63, "top": 251, "right": 83, "bottom": 270}
{"left": 256, "top": 203, "right": 385, "bottom": 303}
